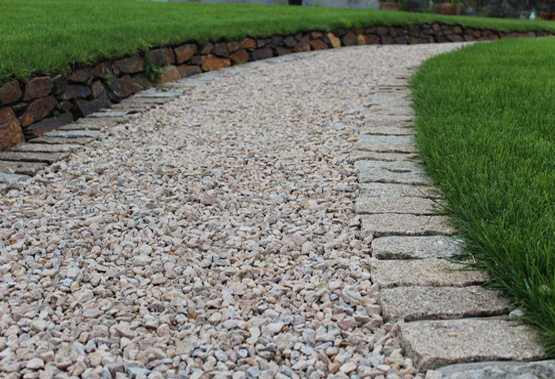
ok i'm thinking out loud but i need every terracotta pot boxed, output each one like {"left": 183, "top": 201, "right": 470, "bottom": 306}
{"left": 380, "top": 2, "right": 400, "bottom": 11}
{"left": 439, "top": 3, "right": 462, "bottom": 16}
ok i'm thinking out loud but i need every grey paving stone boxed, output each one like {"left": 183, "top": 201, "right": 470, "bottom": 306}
{"left": 0, "top": 151, "right": 69, "bottom": 164}
{"left": 370, "top": 259, "right": 487, "bottom": 288}
{"left": 360, "top": 183, "right": 441, "bottom": 199}
{"left": 439, "top": 360, "right": 555, "bottom": 379}
{"left": 58, "top": 121, "right": 102, "bottom": 131}
{"left": 358, "top": 134, "right": 414, "bottom": 144}
{"left": 350, "top": 150, "right": 418, "bottom": 162}
{"left": 44, "top": 130, "right": 101, "bottom": 139}
{"left": 0, "top": 161, "right": 48, "bottom": 176}
{"left": 134, "top": 90, "right": 182, "bottom": 98}
{"left": 355, "top": 160, "right": 429, "bottom": 185}
{"left": 359, "top": 125, "right": 415, "bottom": 136}
{"left": 371, "top": 236, "right": 462, "bottom": 259}
{"left": 399, "top": 318, "right": 545, "bottom": 371}
{"left": 372, "top": 108, "right": 415, "bottom": 117}
{"left": 29, "top": 137, "right": 94, "bottom": 145}
{"left": 8, "top": 143, "right": 83, "bottom": 153}
{"left": 354, "top": 141, "right": 416, "bottom": 154}
{"left": 361, "top": 214, "right": 455, "bottom": 237}
{"left": 379, "top": 286, "right": 511, "bottom": 322}
{"left": 356, "top": 196, "right": 442, "bottom": 215}
{"left": 0, "top": 172, "right": 31, "bottom": 184}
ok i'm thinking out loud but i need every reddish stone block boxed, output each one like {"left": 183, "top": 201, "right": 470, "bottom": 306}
{"left": 26, "top": 112, "right": 73, "bottom": 137}
{"left": 0, "top": 107, "right": 24, "bottom": 151}
{"left": 149, "top": 48, "right": 168, "bottom": 66}
{"left": 252, "top": 48, "right": 273, "bottom": 61}
{"left": 59, "top": 101, "right": 73, "bottom": 113}
{"left": 409, "top": 25, "right": 420, "bottom": 37}
{"left": 114, "top": 57, "right": 144, "bottom": 74}
{"left": 175, "top": 44, "right": 198, "bottom": 64}
{"left": 464, "top": 35, "right": 476, "bottom": 42}
{"left": 67, "top": 68, "right": 94, "bottom": 84}
{"left": 177, "top": 65, "right": 202, "bottom": 78}
{"left": 23, "top": 77, "right": 53, "bottom": 101}
{"left": 271, "top": 36, "right": 282, "bottom": 48}
{"left": 201, "top": 55, "right": 231, "bottom": 71}
{"left": 447, "top": 34, "right": 464, "bottom": 42}
{"left": 0, "top": 81, "right": 22, "bottom": 106}
{"left": 293, "top": 35, "right": 311, "bottom": 52}
{"left": 310, "top": 39, "right": 328, "bottom": 51}
{"left": 432, "top": 23, "right": 441, "bottom": 31}
{"left": 52, "top": 75, "right": 67, "bottom": 96}
{"left": 59, "top": 85, "right": 91, "bottom": 101}
{"left": 90, "top": 81, "right": 104, "bottom": 99}
{"left": 230, "top": 49, "right": 249, "bottom": 64}
{"left": 276, "top": 46, "right": 292, "bottom": 56}
{"left": 365, "top": 34, "right": 380, "bottom": 45}
{"left": 394, "top": 36, "right": 408, "bottom": 44}
{"left": 227, "top": 41, "right": 242, "bottom": 53}
{"left": 377, "top": 27, "right": 388, "bottom": 36}
{"left": 389, "top": 27, "right": 398, "bottom": 38}
{"left": 453, "top": 25, "right": 463, "bottom": 34}
{"left": 499, "top": 32, "right": 509, "bottom": 39}
{"left": 342, "top": 32, "right": 357, "bottom": 46}
{"left": 92, "top": 62, "right": 116, "bottom": 78}
{"left": 18, "top": 96, "right": 57, "bottom": 127}
{"left": 428, "top": 36, "right": 436, "bottom": 43}
{"left": 241, "top": 38, "right": 256, "bottom": 50}
{"left": 310, "top": 31, "right": 324, "bottom": 39}
{"left": 154, "top": 66, "right": 182, "bottom": 85}
{"left": 213, "top": 43, "right": 230, "bottom": 58}
{"left": 200, "top": 43, "right": 214, "bottom": 55}
{"left": 165, "top": 48, "right": 176, "bottom": 64}
{"left": 190, "top": 56, "right": 204, "bottom": 66}
{"left": 256, "top": 38, "right": 267, "bottom": 48}
{"left": 74, "top": 91, "right": 111, "bottom": 118}
{"left": 108, "top": 75, "right": 143, "bottom": 100}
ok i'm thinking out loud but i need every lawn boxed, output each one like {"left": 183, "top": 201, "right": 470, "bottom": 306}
{"left": 411, "top": 37, "right": 555, "bottom": 353}
{"left": 1, "top": 0, "right": 555, "bottom": 85}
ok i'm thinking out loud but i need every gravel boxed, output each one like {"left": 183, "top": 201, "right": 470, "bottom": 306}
{"left": 1, "top": 43, "right": 464, "bottom": 378}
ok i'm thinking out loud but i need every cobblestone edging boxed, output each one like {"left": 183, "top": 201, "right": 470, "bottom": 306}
{"left": 354, "top": 70, "right": 554, "bottom": 377}
{"left": 0, "top": 22, "right": 553, "bottom": 156}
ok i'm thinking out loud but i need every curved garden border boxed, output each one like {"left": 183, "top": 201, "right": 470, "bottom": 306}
{"left": 0, "top": 22, "right": 552, "bottom": 152}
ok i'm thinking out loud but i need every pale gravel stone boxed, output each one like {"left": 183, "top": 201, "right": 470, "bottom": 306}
{"left": 371, "top": 259, "right": 488, "bottom": 288}
{"left": 399, "top": 319, "right": 545, "bottom": 371}
{"left": 0, "top": 43, "right": 468, "bottom": 377}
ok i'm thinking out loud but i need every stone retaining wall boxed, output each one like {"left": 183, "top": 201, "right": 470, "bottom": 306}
{"left": 0, "top": 23, "right": 552, "bottom": 151}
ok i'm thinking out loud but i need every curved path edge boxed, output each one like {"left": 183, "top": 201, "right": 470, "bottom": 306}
{"left": 354, "top": 52, "right": 555, "bottom": 377}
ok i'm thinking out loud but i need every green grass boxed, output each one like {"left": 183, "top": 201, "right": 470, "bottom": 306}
{"left": 411, "top": 37, "right": 555, "bottom": 353}
{"left": 1, "top": 0, "right": 555, "bottom": 85}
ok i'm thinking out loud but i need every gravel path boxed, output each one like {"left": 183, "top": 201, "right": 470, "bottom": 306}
{"left": 1, "top": 44, "right": 463, "bottom": 379}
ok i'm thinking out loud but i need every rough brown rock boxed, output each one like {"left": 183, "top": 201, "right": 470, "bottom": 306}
{"left": 108, "top": 75, "right": 144, "bottom": 100}
{"left": 114, "top": 57, "right": 145, "bottom": 74}
{"left": 294, "top": 35, "right": 311, "bottom": 52}
{"left": 23, "top": 77, "right": 53, "bottom": 101}
{"left": 201, "top": 55, "right": 231, "bottom": 71}
{"left": 90, "top": 81, "right": 105, "bottom": 99}
{"left": 241, "top": 38, "right": 256, "bottom": 50}
{"left": 177, "top": 65, "right": 202, "bottom": 78}
{"left": 26, "top": 112, "right": 74, "bottom": 137}
{"left": 230, "top": 49, "right": 249, "bottom": 64}
{"left": 227, "top": 41, "right": 242, "bottom": 53}
{"left": 66, "top": 68, "right": 94, "bottom": 84}
{"left": 0, "top": 107, "right": 24, "bottom": 150}
{"left": 213, "top": 43, "right": 230, "bottom": 58}
{"left": 51, "top": 75, "right": 68, "bottom": 96}
{"left": 310, "top": 39, "right": 328, "bottom": 51}
{"left": 252, "top": 48, "right": 273, "bottom": 61}
{"left": 59, "top": 85, "right": 91, "bottom": 101}
{"left": 18, "top": 96, "right": 57, "bottom": 127}
{"left": 149, "top": 48, "right": 168, "bottom": 66}
{"left": 154, "top": 66, "right": 182, "bottom": 85}
{"left": 276, "top": 46, "right": 292, "bottom": 56}
{"left": 175, "top": 44, "right": 198, "bottom": 64}
{"left": 92, "top": 62, "right": 116, "bottom": 78}
{"left": 73, "top": 92, "right": 112, "bottom": 118}
{"left": 0, "top": 81, "right": 22, "bottom": 106}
